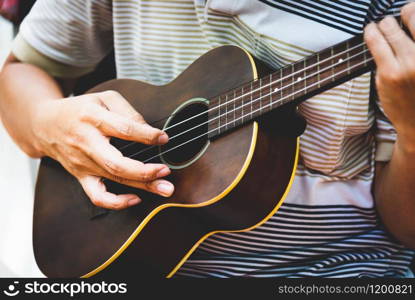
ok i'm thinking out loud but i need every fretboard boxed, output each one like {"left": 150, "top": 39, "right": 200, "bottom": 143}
{"left": 207, "top": 33, "right": 374, "bottom": 138}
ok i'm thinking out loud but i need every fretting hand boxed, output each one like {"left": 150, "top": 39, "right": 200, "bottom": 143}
{"left": 364, "top": 3, "right": 415, "bottom": 152}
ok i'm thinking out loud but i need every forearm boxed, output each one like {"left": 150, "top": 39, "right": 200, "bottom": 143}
{"left": 375, "top": 138, "right": 415, "bottom": 248}
{"left": 0, "top": 56, "right": 64, "bottom": 157}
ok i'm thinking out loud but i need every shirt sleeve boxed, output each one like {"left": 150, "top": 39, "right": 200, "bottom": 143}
{"left": 11, "top": 0, "right": 113, "bottom": 78}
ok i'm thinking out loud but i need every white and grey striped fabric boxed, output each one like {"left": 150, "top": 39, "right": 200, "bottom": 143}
{"left": 13, "top": 0, "right": 414, "bottom": 277}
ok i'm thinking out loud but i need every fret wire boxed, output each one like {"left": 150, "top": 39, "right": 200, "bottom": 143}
{"left": 250, "top": 81, "right": 254, "bottom": 119}
{"left": 270, "top": 73, "right": 273, "bottom": 111}
{"left": 218, "top": 96, "right": 221, "bottom": 134}
{"left": 225, "top": 91, "right": 228, "bottom": 131}
{"left": 233, "top": 91, "right": 235, "bottom": 128}
{"left": 303, "top": 59, "right": 307, "bottom": 95}
{"left": 291, "top": 64, "right": 294, "bottom": 102}
{"left": 259, "top": 78, "right": 262, "bottom": 115}
{"left": 241, "top": 86, "right": 245, "bottom": 124}
{"left": 331, "top": 47, "right": 335, "bottom": 82}
{"left": 317, "top": 53, "right": 321, "bottom": 88}
{"left": 347, "top": 40, "right": 351, "bottom": 75}
{"left": 279, "top": 68, "right": 283, "bottom": 103}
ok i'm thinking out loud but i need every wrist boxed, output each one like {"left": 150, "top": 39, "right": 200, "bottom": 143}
{"left": 29, "top": 100, "right": 59, "bottom": 157}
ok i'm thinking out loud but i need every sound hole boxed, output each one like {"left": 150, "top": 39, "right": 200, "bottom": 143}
{"left": 161, "top": 100, "right": 209, "bottom": 168}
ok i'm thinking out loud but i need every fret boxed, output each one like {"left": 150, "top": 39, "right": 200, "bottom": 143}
{"left": 236, "top": 87, "right": 243, "bottom": 128}
{"left": 241, "top": 86, "right": 245, "bottom": 127}
{"left": 232, "top": 90, "right": 237, "bottom": 127}
{"left": 259, "top": 78, "right": 262, "bottom": 115}
{"left": 305, "top": 54, "right": 318, "bottom": 94}
{"left": 270, "top": 73, "right": 273, "bottom": 110}
{"left": 263, "top": 75, "right": 272, "bottom": 115}
{"left": 330, "top": 46, "right": 335, "bottom": 82}
{"left": 217, "top": 96, "right": 221, "bottom": 134}
{"left": 250, "top": 81, "right": 253, "bottom": 119}
{"left": 348, "top": 36, "right": 365, "bottom": 75}
{"left": 242, "top": 87, "right": 252, "bottom": 120}
{"left": 279, "top": 67, "right": 283, "bottom": 105}
{"left": 291, "top": 64, "right": 295, "bottom": 102}
{"left": 303, "top": 59, "right": 307, "bottom": 95}
{"left": 293, "top": 59, "right": 305, "bottom": 99}
{"left": 317, "top": 47, "right": 333, "bottom": 87}
{"left": 224, "top": 93, "right": 230, "bottom": 130}
{"left": 281, "top": 66, "right": 292, "bottom": 105}
{"left": 317, "top": 53, "right": 321, "bottom": 88}
{"left": 241, "top": 86, "right": 245, "bottom": 124}
{"left": 346, "top": 40, "right": 351, "bottom": 75}
{"left": 331, "top": 40, "right": 348, "bottom": 82}
{"left": 225, "top": 93, "right": 228, "bottom": 131}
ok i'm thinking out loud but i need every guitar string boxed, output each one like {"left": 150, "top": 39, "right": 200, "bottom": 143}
{"left": 124, "top": 45, "right": 372, "bottom": 161}
{"left": 118, "top": 11, "right": 402, "bottom": 153}
{"left": 117, "top": 39, "right": 368, "bottom": 152}
{"left": 138, "top": 50, "right": 374, "bottom": 164}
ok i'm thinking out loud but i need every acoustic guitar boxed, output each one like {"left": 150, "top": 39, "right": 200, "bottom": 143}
{"left": 33, "top": 30, "right": 376, "bottom": 278}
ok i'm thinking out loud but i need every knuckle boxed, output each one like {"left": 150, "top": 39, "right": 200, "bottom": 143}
{"left": 380, "top": 70, "right": 403, "bottom": 85}
{"left": 114, "top": 175, "right": 125, "bottom": 184}
{"left": 105, "top": 160, "right": 123, "bottom": 175}
{"left": 69, "top": 155, "right": 84, "bottom": 169}
{"left": 145, "top": 181, "right": 157, "bottom": 192}
{"left": 78, "top": 102, "right": 97, "bottom": 122}
{"left": 140, "top": 169, "right": 156, "bottom": 181}
{"left": 120, "top": 121, "right": 134, "bottom": 138}
{"left": 68, "top": 131, "right": 85, "bottom": 146}
{"left": 143, "top": 135, "right": 153, "bottom": 145}
{"left": 379, "top": 19, "right": 400, "bottom": 37}
{"left": 143, "top": 129, "right": 160, "bottom": 145}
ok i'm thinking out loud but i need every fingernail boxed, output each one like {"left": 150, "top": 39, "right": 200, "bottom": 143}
{"left": 158, "top": 133, "right": 169, "bottom": 144}
{"left": 157, "top": 167, "right": 170, "bottom": 177}
{"left": 157, "top": 182, "right": 174, "bottom": 196}
{"left": 128, "top": 197, "right": 140, "bottom": 206}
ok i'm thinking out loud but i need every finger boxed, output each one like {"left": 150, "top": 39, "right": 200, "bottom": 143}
{"left": 83, "top": 129, "right": 171, "bottom": 181}
{"left": 91, "top": 106, "right": 169, "bottom": 145}
{"left": 98, "top": 90, "right": 146, "bottom": 123}
{"left": 102, "top": 175, "right": 175, "bottom": 197}
{"left": 377, "top": 16, "right": 415, "bottom": 58}
{"left": 364, "top": 22, "right": 397, "bottom": 71}
{"left": 401, "top": 2, "right": 415, "bottom": 39}
{"left": 79, "top": 175, "right": 142, "bottom": 210}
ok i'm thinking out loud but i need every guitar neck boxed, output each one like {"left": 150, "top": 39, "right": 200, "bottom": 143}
{"left": 207, "top": 33, "right": 374, "bottom": 138}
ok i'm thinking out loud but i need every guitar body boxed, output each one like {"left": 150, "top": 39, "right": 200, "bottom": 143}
{"left": 33, "top": 45, "right": 301, "bottom": 278}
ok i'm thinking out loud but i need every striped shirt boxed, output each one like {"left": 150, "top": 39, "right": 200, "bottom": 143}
{"left": 12, "top": 0, "right": 414, "bottom": 277}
